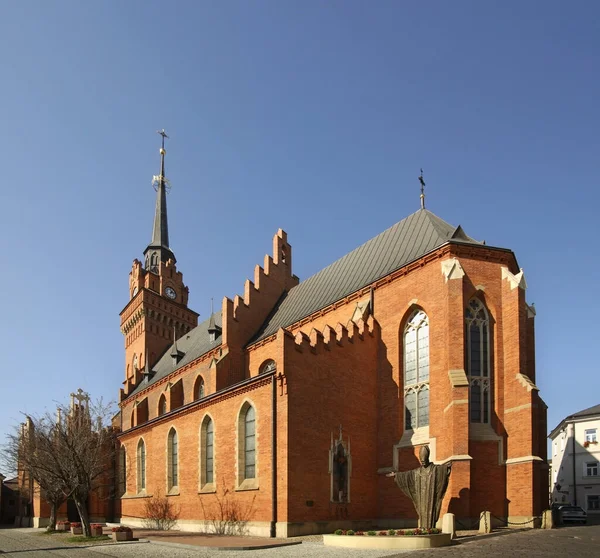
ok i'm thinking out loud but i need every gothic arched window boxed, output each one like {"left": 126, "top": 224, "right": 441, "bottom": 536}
{"left": 244, "top": 406, "right": 256, "bottom": 479}
{"left": 158, "top": 394, "right": 167, "bottom": 417}
{"left": 404, "top": 309, "right": 430, "bottom": 430}
{"left": 167, "top": 428, "right": 178, "bottom": 491}
{"left": 194, "top": 376, "right": 205, "bottom": 400}
{"left": 259, "top": 360, "right": 276, "bottom": 375}
{"left": 200, "top": 416, "right": 214, "bottom": 487}
{"left": 118, "top": 447, "right": 126, "bottom": 496}
{"left": 466, "top": 298, "right": 491, "bottom": 423}
{"left": 137, "top": 438, "right": 146, "bottom": 492}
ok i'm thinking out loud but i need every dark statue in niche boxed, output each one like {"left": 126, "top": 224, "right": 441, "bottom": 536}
{"left": 387, "top": 445, "right": 451, "bottom": 529}
{"left": 333, "top": 442, "right": 348, "bottom": 502}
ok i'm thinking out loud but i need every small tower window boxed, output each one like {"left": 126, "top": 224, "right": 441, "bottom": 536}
{"left": 281, "top": 247, "right": 287, "bottom": 264}
{"left": 259, "top": 360, "right": 276, "bottom": 375}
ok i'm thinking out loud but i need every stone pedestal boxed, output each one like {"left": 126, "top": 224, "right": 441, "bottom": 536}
{"left": 442, "top": 513, "right": 456, "bottom": 539}
{"left": 479, "top": 511, "right": 492, "bottom": 534}
{"left": 541, "top": 509, "right": 554, "bottom": 529}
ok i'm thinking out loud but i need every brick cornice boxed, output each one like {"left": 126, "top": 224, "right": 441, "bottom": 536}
{"left": 118, "top": 372, "right": 276, "bottom": 438}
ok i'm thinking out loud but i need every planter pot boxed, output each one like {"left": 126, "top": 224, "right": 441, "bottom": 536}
{"left": 71, "top": 527, "right": 83, "bottom": 535}
{"left": 90, "top": 527, "right": 103, "bottom": 537}
{"left": 56, "top": 523, "right": 70, "bottom": 532}
{"left": 112, "top": 531, "right": 133, "bottom": 541}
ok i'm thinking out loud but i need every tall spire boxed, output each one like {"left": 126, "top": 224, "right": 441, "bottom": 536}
{"left": 144, "top": 130, "right": 176, "bottom": 272}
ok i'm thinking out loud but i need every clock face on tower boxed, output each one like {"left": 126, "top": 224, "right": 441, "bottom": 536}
{"left": 165, "top": 286, "right": 177, "bottom": 300}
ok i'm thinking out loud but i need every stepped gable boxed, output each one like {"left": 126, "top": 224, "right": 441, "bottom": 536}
{"left": 251, "top": 208, "right": 487, "bottom": 344}
{"left": 129, "top": 312, "right": 222, "bottom": 397}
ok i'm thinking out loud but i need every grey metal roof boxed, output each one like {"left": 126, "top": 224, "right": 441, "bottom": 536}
{"left": 129, "top": 313, "right": 222, "bottom": 398}
{"left": 569, "top": 404, "right": 600, "bottom": 419}
{"left": 250, "top": 209, "right": 485, "bottom": 344}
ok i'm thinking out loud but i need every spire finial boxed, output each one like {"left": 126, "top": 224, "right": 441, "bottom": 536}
{"left": 145, "top": 129, "right": 176, "bottom": 270}
{"left": 419, "top": 169, "right": 426, "bottom": 210}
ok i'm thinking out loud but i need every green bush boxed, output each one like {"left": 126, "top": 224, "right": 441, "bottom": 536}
{"left": 346, "top": 529, "right": 355, "bottom": 536}
{"left": 367, "top": 530, "right": 376, "bottom": 536}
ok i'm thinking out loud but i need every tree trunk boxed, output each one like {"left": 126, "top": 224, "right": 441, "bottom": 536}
{"left": 47, "top": 501, "right": 58, "bottom": 531}
{"left": 73, "top": 495, "right": 91, "bottom": 537}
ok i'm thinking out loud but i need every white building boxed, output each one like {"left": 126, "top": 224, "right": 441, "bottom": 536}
{"left": 549, "top": 404, "right": 600, "bottom": 514}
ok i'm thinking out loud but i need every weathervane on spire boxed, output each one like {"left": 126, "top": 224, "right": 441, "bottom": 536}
{"left": 419, "top": 169, "right": 426, "bottom": 209}
{"left": 153, "top": 129, "right": 171, "bottom": 192}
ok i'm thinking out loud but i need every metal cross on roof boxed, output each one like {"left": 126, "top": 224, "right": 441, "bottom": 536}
{"left": 157, "top": 129, "right": 169, "bottom": 150}
{"left": 419, "top": 169, "right": 426, "bottom": 209}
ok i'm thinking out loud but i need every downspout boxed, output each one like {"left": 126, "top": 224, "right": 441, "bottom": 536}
{"left": 270, "top": 374, "right": 278, "bottom": 538}
{"left": 572, "top": 422, "right": 577, "bottom": 506}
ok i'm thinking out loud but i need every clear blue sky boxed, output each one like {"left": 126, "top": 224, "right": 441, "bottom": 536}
{"left": 1, "top": 1, "right": 599, "bottom": 473}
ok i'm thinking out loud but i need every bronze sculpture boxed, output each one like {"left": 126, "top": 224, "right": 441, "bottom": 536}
{"left": 387, "top": 445, "right": 451, "bottom": 529}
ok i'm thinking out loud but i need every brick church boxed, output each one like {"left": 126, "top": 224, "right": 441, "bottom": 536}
{"left": 116, "top": 138, "right": 548, "bottom": 536}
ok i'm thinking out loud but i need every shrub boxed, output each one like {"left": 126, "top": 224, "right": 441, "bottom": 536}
{"left": 334, "top": 529, "right": 343, "bottom": 535}
{"left": 388, "top": 529, "right": 396, "bottom": 535}
{"left": 90, "top": 524, "right": 103, "bottom": 529}
{"left": 346, "top": 529, "right": 355, "bottom": 536}
{"left": 355, "top": 531, "right": 365, "bottom": 536}
{"left": 142, "top": 491, "right": 180, "bottom": 530}
{"left": 378, "top": 531, "right": 388, "bottom": 536}
{"left": 111, "top": 526, "right": 132, "bottom": 533}
{"left": 70, "top": 522, "right": 82, "bottom": 528}
{"left": 367, "top": 530, "right": 376, "bottom": 536}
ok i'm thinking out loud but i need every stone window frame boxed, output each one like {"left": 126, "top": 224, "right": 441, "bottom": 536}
{"left": 194, "top": 375, "right": 206, "bottom": 400}
{"left": 199, "top": 413, "right": 216, "bottom": 493}
{"left": 585, "top": 429, "right": 597, "bottom": 443}
{"left": 465, "top": 297, "right": 493, "bottom": 424}
{"left": 167, "top": 427, "right": 179, "bottom": 494}
{"left": 136, "top": 437, "right": 147, "bottom": 494}
{"left": 236, "top": 400, "right": 259, "bottom": 491}
{"left": 587, "top": 494, "right": 600, "bottom": 511}
{"left": 585, "top": 461, "right": 599, "bottom": 477}
{"left": 403, "top": 308, "right": 430, "bottom": 432}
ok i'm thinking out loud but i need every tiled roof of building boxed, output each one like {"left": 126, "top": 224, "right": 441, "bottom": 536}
{"left": 250, "top": 208, "right": 488, "bottom": 344}
{"left": 129, "top": 312, "right": 222, "bottom": 397}
{"left": 128, "top": 208, "right": 497, "bottom": 399}
{"left": 568, "top": 404, "right": 600, "bottom": 419}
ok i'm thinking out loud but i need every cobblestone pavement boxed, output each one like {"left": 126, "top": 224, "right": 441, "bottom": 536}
{"left": 1, "top": 525, "right": 600, "bottom": 558}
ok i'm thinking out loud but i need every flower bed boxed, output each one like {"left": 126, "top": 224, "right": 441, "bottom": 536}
{"left": 70, "top": 522, "right": 83, "bottom": 535}
{"left": 112, "top": 526, "right": 133, "bottom": 542}
{"left": 324, "top": 529, "right": 451, "bottom": 550}
{"left": 90, "top": 524, "right": 104, "bottom": 537}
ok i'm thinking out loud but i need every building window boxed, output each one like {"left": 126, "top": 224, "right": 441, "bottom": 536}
{"left": 167, "top": 428, "right": 178, "bottom": 490}
{"left": 244, "top": 406, "right": 256, "bottom": 479}
{"left": 585, "top": 429, "right": 597, "bottom": 443}
{"left": 466, "top": 298, "right": 492, "bottom": 424}
{"left": 118, "top": 447, "right": 126, "bottom": 496}
{"left": 403, "top": 310, "right": 429, "bottom": 430}
{"left": 158, "top": 394, "right": 167, "bottom": 416}
{"left": 200, "top": 416, "right": 214, "bottom": 487}
{"left": 137, "top": 439, "right": 146, "bottom": 492}
{"left": 259, "top": 360, "right": 276, "bottom": 375}
{"left": 194, "top": 376, "right": 205, "bottom": 400}
{"left": 588, "top": 495, "right": 600, "bottom": 511}
{"left": 586, "top": 462, "right": 598, "bottom": 477}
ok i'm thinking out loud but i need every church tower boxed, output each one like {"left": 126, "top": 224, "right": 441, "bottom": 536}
{"left": 119, "top": 131, "right": 199, "bottom": 400}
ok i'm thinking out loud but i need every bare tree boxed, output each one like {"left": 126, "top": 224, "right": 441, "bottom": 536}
{"left": 2, "top": 392, "right": 117, "bottom": 537}
{"left": 3, "top": 417, "right": 69, "bottom": 531}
